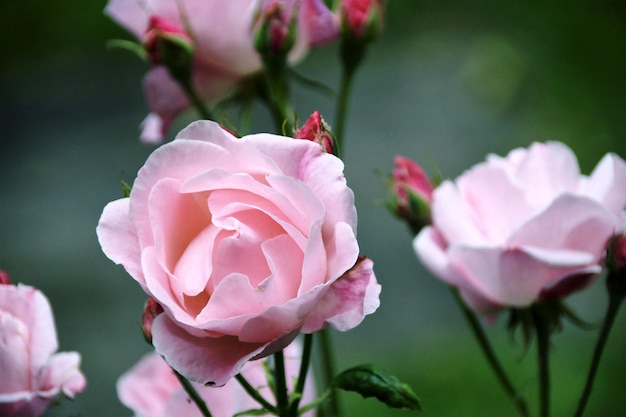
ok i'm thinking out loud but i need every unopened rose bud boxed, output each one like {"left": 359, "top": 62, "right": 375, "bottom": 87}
{"left": 295, "top": 111, "right": 335, "bottom": 154}
{"left": 340, "top": 0, "right": 384, "bottom": 42}
{"left": 144, "top": 16, "right": 194, "bottom": 84}
{"left": 0, "top": 270, "right": 11, "bottom": 285}
{"left": 142, "top": 297, "right": 164, "bottom": 344}
{"left": 388, "top": 156, "right": 434, "bottom": 235}
{"left": 253, "top": 2, "right": 296, "bottom": 57}
{"left": 604, "top": 233, "right": 626, "bottom": 304}
{"left": 606, "top": 234, "right": 626, "bottom": 274}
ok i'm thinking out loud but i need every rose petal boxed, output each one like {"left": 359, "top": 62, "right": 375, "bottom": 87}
{"left": 97, "top": 198, "right": 144, "bottom": 285}
{"left": 302, "top": 257, "right": 380, "bottom": 332}
{"left": 448, "top": 245, "right": 597, "bottom": 306}
{"left": 579, "top": 153, "right": 626, "bottom": 214}
{"left": 151, "top": 314, "right": 266, "bottom": 386}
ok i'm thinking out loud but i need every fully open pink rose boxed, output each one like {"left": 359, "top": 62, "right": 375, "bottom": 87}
{"left": 414, "top": 142, "right": 626, "bottom": 314}
{"left": 97, "top": 120, "right": 380, "bottom": 385}
{"left": 0, "top": 283, "right": 86, "bottom": 417}
{"left": 118, "top": 341, "right": 314, "bottom": 417}
{"left": 105, "top": 0, "right": 339, "bottom": 143}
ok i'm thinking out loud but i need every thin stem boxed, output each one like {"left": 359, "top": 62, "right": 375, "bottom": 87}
{"left": 180, "top": 80, "right": 214, "bottom": 121}
{"left": 451, "top": 289, "right": 530, "bottom": 417}
{"left": 533, "top": 306, "right": 551, "bottom": 417}
{"left": 332, "top": 66, "right": 355, "bottom": 158}
{"left": 235, "top": 373, "right": 278, "bottom": 414}
{"left": 318, "top": 328, "right": 340, "bottom": 417}
{"left": 573, "top": 292, "right": 625, "bottom": 417}
{"left": 274, "top": 349, "right": 289, "bottom": 416}
{"left": 172, "top": 369, "right": 213, "bottom": 417}
{"left": 288, "top": 334, "right": 314, "bottom": 416}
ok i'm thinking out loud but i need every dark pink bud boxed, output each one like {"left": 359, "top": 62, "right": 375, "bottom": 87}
{"left": 295, "top": 111, "right": 335, "bottom": 154}
{"left": 389, "top": 156, "right": 434, "bottom": 234}
{"left": 608, "top": 234, "right": 626, "bottom": 272}
{"left": 341, "top": 0, "right": 383, "bottom": 41}
{"left": 142, "top": 297, "right": 164, "bottom": 344}
{"left": 253, "top": 2, "right": 296, "bottom": 56}
{"left": 393, "top": 156, "right": 433, "bottom": 205}
{"left": 0, "top": 270, "right": 11, "bottom": 285}
{"left": 144, "top": 15, "right": 193, "bottom": 66}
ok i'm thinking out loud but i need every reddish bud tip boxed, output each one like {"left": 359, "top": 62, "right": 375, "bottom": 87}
{"left": 389, "top": 156, "right": 434, "bottom": 234}
{"left": 341, "top": 0, "right": 384, "bottom": 41}
{"left": 253, "top": 2, "right": 296, "bottom": 56}
{"left": 295, "top": 111, "right": 335, "bottom": 154}
{"left": 0, "top": 270, "right": 12, "bottom": 285}
{"left": 608, "top": 234, "right": 626, "bottom": 272}
{"left": 144, "top": 15, "right": 193, "bottom": 68}
{"left": 142, "top": 297, "right": 164, "bottom": 344}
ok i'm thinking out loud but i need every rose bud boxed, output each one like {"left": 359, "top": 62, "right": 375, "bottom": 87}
{"left": 340, "top": 0, "right": 384, "bottom": 42}
{"left": 388, "top": 156, "right": 434, "bottom": 235}
{"left": 253, "top": 1, "right": 296, "bottom": 58}
{"left": 295, "top": 111, "right": 335, "bottom": 154}
{"left": 142, "top": 297, "right": 164, "bottom": 344}
{"left": 0, "top": 270, "right": 11, "bottom": 285}
{"left": 607, "top": 233, "right": 626, "bottom": 273}
{"left": 143, "top": 16, "right": 194, "bottom": 86}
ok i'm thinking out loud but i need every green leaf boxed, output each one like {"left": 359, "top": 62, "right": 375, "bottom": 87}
{"left": 120, "top": 173, "right": 132, "bottom": 198}
{"left": 106, "top": 39, "right": 147, "bottom": 61}
{"left": 333, "top": 364, "right": 422, "bottom": 411}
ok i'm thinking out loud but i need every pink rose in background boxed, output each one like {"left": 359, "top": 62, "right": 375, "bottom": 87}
{"left": 414, "top": 142, "right": 626, "bottom": 315}
{"left": 105, "top": 0, "right": 339, "bottom": 143}
{"left": 117, "top": 341, "right": 315, "bottom": 417}
{"left": 97, "top": 120, "right": 380, "bottom": 386}
{"left": 0, "top": 282, "right": 86, "bottom": 417}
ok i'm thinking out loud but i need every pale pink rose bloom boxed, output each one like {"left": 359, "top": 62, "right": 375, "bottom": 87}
{"left": 414, "top": 142, "right": 626, "bottom": 315}
{"left": 97, "top": 120, "right": 380, "bottom": 386}
{"left": 0, "top": 284, "right": 86, "bottom": 417}
{"left": 118, "top": 342, "right": 315, "bottom": 417}
{"left": 105, "top": 0, "right": 339, "bottom": 143}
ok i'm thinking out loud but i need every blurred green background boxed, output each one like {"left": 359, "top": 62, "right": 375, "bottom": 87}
{"left": 2, "top": 1, "right": 626, "bottom": 416}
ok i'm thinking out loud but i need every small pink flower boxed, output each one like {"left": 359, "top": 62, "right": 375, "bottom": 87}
{"left": 97, "top": 120, "right": 380, "bottom": 386}
{"left": 0, "top": 284, "right": 86, "bottom": 417}
{"left": 118, "top": 342, "right": 315, "bottom": 417}
{"left": 295, "top": 111, "right": 334, "bottom": 154}
{"left": 144, "top": 16, "right": 193, "bottom": 66}
{"left": 414, "top": 142, "right": 626, "bottom": 315}
{"left": 105, "top": 0, "right": 339, "bottom": 143}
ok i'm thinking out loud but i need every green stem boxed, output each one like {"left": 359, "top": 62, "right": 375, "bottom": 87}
{"left": 235, "top": 373, "right": 278, "bottom": 414}
{"left": 533, "top": 306, "right": 551, "bottom": 417}
{"left": 318, "top": 328, "right": 340, "bottom": 417}
{"left": 573, "top": 291, "right": 625, "bottom": 417}
{"left": 180, "top": 80, "right": 214, "bottom": 121}
{"left": 274, "top": 349, "right": 289, "bottom": 416}
{"left": 260, "top": 58, "right": 293, "bottom": 135}
{"left": 451, "top": 289, "right": 530, "bottom": 417}
{"left": 332, "top": 66, "right": 355, "bottom": 158}
{"left": 172, "top": 369, "right": 213, "bottom": 417}
{"left": 287, "top": 334, "right": 314, "bottom": 416}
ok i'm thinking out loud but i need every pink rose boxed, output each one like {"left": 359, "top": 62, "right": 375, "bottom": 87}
{"left": 117, "top": 342, "right": 315, "bottom": 417}
{"left": 97, "top": 120, "right": 380, "bottom": 385}
{"left": 0, "top": 283, "right": 86, "bottom": 417}
{"left": 414, "top": 142, "right": 626, "bottom": 315}
{"left": 105, "top": 0, "right": 339, "bottom": 143}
